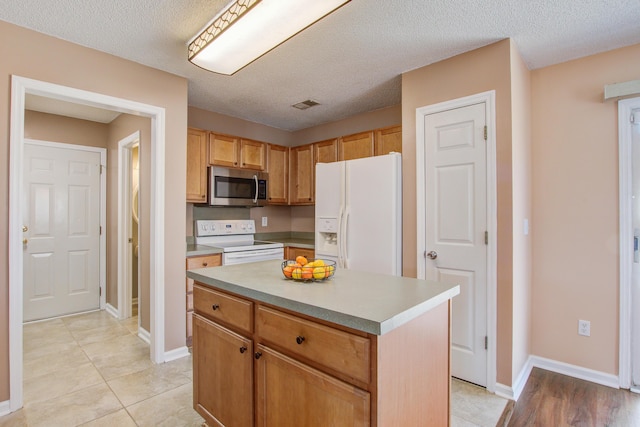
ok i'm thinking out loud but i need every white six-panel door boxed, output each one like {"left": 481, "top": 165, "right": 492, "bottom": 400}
{"left": 423, "top": 102, "right": 488, "bottom": 386}
{"left": 23, "top": 142, "right": 102, "bottom": 321}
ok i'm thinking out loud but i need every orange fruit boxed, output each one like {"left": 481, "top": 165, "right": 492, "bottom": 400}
{"left": 291, "top": 268, "right": 303, "bottom": 280}
{"left": 296, "top": 256, "right": 308, "bottom": 266}
{"left": 301, "top": 267, "right": 313, "bottom": 279}
{"left": 283, "top": 266, "right": 293, "bottom": 278}
{"left": 325, "top": 265, "right": 335, "bottom": 278}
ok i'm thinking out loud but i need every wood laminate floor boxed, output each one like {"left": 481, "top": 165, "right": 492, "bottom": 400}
{"left": 506, "top": 367, "right": 640, "bottom": 426}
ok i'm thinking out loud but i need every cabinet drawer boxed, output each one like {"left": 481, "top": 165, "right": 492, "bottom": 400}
{"left": 194, "top": 284, "right": 253, "bottom": 333}
{"left": 256, "top": 306, "right": 370, "bottom": 384}
{"left": 186, "top": 254, "right": 222, "bottom": 270}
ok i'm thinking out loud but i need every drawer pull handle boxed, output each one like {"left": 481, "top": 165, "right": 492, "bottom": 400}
{"left": 296, "top": 336, "right": 305, "bottom": 345}
{"left": 254, "top": 351, "right": 262, "bottom": 360}
{"left": 212, "top": 304, "right": 220, "bottom": 310}
{"left": 202, "top": 262, "right": 208, "bottom": 266}
{"left": 239, "top": 346, "right": 247, "bottom": 354}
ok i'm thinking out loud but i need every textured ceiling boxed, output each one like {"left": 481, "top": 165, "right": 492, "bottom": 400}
{"left": 2, "top": 0, "right": 640, "bottom": 131}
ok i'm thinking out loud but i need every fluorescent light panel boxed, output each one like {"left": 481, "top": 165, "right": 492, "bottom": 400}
{"left": 189, "top": 0, "right": 349, "bottom": 75}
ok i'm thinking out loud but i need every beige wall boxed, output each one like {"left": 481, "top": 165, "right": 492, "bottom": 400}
{"left": 402, "top": 39, "right": 515, "bottom": 385}
{"left": 0, "top": 20, "right": 188, "bottom": 401}
{"left": 510, "top": 43, "right": 533, "bottom": 381}
{"left": 24, "top": 110, "right": 109, "bottom": 148}
{"left": 531, "top": 43, "right": 640, "bottom": 375}
{"left": 106, "top": 114, "right": 152, "bottom": 332}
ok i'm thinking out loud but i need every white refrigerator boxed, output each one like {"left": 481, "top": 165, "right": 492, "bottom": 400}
{"left": 315, "top": 153, "right": 402, "bottom": 276}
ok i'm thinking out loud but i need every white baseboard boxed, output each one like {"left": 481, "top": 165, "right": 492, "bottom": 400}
{"left": 0, "top": 400, "right": 10, "bottom": 417}
{"left": 138, "top": 327, "right": 151, "bottom": 344}
{"left": 494, "top": 356, "right": 534, "bottom": 401}
{"left": 105, "top": 303, "right": 119, "bottom": 319}
{"left": 530, "top": 355, "right": 620, "bottom": 389}
{"left": 494, "top": 382, "right": 514, "bottom": 400}
{"left": 164, "top": 346, "right": 191, "bottom": 362}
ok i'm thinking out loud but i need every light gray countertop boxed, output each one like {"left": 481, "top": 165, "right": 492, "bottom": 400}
{"left": 187, "top": 260, "right": 459, "bottom": 336}
{"left": 186, "top": 244, "right": 224, "bottom": 257}
{"left": 186, "top": 237, "right": 315, "bottom": 257}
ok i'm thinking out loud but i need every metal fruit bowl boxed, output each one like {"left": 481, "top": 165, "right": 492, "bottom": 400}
{"left": 281, "top": 259, "right": 336, "bottom": 282}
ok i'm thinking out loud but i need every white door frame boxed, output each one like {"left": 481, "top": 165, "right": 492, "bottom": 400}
{"left": 415, "top": 90, "right": 497, "bottom": 393}
{"left": 9, "top": 75, "right": 166, "bottom": 411}
{"left": 618, "top": 96, "right": 640, "bottom": 391}
{"left": 23, "top": 139, "right": 107, "bottom": 313}
{"left": 117, "top": 132, "right": 139, "bottom": 321}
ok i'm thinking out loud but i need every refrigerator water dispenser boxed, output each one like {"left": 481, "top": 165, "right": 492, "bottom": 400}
{"left": 316, "top": 217, "right": 338, "bottom": 257}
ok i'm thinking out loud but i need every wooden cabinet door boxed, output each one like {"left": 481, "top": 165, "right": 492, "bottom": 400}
{"left": 374, "top": 125, "right": 402, "bottom": 156}
{"left": 255, "top": 345, "right": 370, "bottom": 427}
{"left": 267, "top": 144, "right": 288, "bottom": 204}
{"left": 240, "top": 138, "right": 266, "bottom": 170}
{"left": 186, "top": 128, "right": 208, "bottom": 203}
{"left": 314, "top": 138, "right": 338, "bottom": 164}
{"left": 209, "top": 133, "right": 240, "bottom": 167}
{"left": 290, "top": 144, "right": 314, "bottom": 205}
{"left": 193, "top": 315, "right": 253, "bottom": 427}
{"left": 285, "top": 247, "right": 315, "bottom": 261}
{"left": 339, "top": 131, "right": 374, "bottom": 161}
{"left": 186, "top": 255, "right": 222, "bottom": 346}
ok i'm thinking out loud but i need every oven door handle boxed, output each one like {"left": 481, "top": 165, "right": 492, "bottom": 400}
{"left": 225, "top": 249, "right": 283, "bottom": 259}
{"left": 253, "top": 175, "right": 259, "bottom": 204}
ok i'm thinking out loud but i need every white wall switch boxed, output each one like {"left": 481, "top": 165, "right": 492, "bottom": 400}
{"left": 262, "top": 216, "right": 268, "bottom": 227}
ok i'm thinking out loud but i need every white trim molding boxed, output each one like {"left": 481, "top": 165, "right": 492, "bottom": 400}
{"left": 618, "top": 96, "right": 640, "bottom": 390}
{"left": 0, "top": 400, "right": 10, "bottom": 417}
{"left": 9, "top": 75, "right": 167, "bottom": 412}
{"left": 415, "top": 90, "right": 497, "bottom": 392}
{"left": 164, "top": 346, "right": 191, "bottom": 363}
{"left": 530, "top": 356, "right": 620, "bottom": 390}
{"left": 105, "top": 303, "right": 119, "bottom": 319}
{"left": 138, "top": 327, "right": 151, "bottom": 345}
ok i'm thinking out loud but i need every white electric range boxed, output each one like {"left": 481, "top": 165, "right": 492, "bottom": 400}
{"left": 194, "top": 219, "right": 284, "bottom": 265}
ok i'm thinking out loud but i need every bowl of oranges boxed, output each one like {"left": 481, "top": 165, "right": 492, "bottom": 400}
{"left": 281, "top": 256, "right": 336, "bottom": 282}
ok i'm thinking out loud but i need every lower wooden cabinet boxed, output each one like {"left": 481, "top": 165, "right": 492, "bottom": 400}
{"left": 193, "top": 314, "right": 253, "bottom": 427}
{"left": 285, "top": 246, "right": 315, "bottom": 261}
{"left": 255, "top": 345, "right": 370, "bottom": 427}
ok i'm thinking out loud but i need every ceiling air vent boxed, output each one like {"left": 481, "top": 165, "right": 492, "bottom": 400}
{"left": 292, "top": 99, "right": 320, "bottom": 110}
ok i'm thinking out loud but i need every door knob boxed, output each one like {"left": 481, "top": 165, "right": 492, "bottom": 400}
{"left": 23, "top": 238, "right": 28, "bottom": 245}
{"left": 22, "top": 225, "right": 28, "bottom": 232}
{"left": 426, "top": 250, "right": 438, "bottom": 260}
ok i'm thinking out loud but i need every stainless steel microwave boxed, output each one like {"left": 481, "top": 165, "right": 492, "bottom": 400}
{"left": 209, "top": 167, "right": 268, "bottom": 207}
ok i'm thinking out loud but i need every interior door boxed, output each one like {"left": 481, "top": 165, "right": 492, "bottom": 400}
{"left": 631, "top": 107, "right": 640, "bottom": 389}
{"left": 423, "top": 103, "right": 488, "bottom": 386}
{"left": 23, "top": 142, "right": 102, "bottom": 321}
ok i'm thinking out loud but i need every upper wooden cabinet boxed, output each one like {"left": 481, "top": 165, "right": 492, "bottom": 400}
{"left": 375, "top": 125, "right": 402, "bottom": 156}
{"left": 208, "top": 133, "right": 265, "bottom": 170}
{"left": 339, "top": 130, "right": 374, "bottom": 161}
{"left": 186, "top": 128, "right": 208, "bottom": 203}
{"left": 240, "top": 138, "right": 266, "bottom": 170}
{"left": 290, "top": 144, "right": 314, "bottom": 205}
{"left": 208, "top": 133, "right": 239, "bottom": 167}
{"left": 267, "top": 144, "right": 289, "bottom": 205}
{"left": 313, "top": 138, "right": 338, "bottom": 164}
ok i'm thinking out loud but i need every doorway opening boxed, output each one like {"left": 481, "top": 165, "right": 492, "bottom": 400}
{"left": 9, "top": 75, "right": 167, "bottom": 411}
{"left": 618, "top": 95, "right": 640, "bottom": 392}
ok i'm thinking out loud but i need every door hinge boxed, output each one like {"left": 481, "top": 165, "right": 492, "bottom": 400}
{"left": 483, "top": 125, "right": 487, "bottom": 141}
{"left": 100, "top": 165, "right": 104, "bottom": 175}
{"left": 485, "top": 336, "right": 488, "bottom": 350}
{"left": 484, "top": 231, "right": 488, "bottom": 245}
{"left": 632, "top": 113, "right": 637, "bottom": 124}
{"left": 99, "top": 287, "right": 102, "bottom": 297}
{"left": 99, "top": 226, "right": 102, "bottom": 235}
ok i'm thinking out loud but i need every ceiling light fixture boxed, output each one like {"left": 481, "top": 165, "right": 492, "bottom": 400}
{"left": 188, "top": 0, "right": 350, "bottom": 75}
{"left": 292, "top": 99, "right": 320, "bottom": 110}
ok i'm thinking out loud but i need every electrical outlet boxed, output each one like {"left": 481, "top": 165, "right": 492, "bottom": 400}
{"left": 578, "top": 319, "right": 591, "bottom": 337}
{"left": 262, "top": 216, "right": 268, "bottom": 227}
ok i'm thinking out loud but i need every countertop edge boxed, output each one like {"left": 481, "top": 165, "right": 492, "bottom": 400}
{"left": 187, "top": 269, "right": 460, "bottom": 336}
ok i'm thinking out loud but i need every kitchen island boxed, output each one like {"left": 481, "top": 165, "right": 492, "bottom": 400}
{"left": 187, "top": 260, "right": 459, "bottom": 427}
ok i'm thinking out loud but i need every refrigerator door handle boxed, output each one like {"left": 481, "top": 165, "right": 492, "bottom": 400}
{"left": 337, "top": 207, "right": 344, "bottom": 268}
{"left": 342, "top": 209, "right": 350, "bottom": 269}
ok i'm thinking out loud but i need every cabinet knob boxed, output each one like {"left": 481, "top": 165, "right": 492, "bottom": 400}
{"left": 212, "top": 304, "right": 219, "bottom": 311}
{"left": 202, "top": 262, "right": 208, "bottom": 267}
{"left": 254, "top": 351, "right": 262, "bottom": 360}
{"left": 296, "top": 336, "right": 305, "bottom": 345}
{"left": 239, "top": 346, "right": 247, "bottom": 354}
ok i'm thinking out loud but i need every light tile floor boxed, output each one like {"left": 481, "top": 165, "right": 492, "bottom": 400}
{"left": 0, "top": 310, "right": 508, "bottom": 427}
